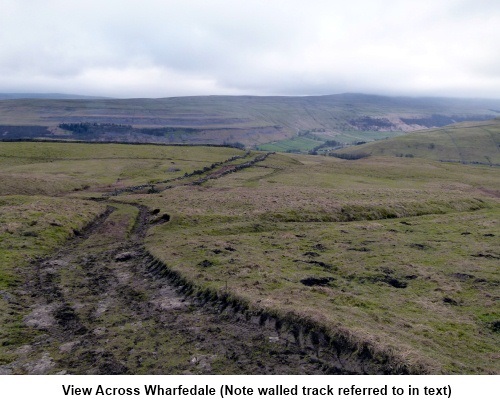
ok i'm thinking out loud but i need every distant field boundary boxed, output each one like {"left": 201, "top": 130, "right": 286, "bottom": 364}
{"left": 0, "top": 138, "right": 246, "bottom": 149}
{"left": 438, "top": 159, "right": 500, "bottom": 167}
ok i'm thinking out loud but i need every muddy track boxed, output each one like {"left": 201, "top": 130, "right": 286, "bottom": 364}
{"left": 104, "top": 151, "right": 271, "bottom": 196}
{"left": 7, "top": 203, "right": 341, "bottom": 374}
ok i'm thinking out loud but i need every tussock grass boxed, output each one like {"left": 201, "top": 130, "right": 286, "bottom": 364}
{"left": 1, "top": 141, "right": 498, "bottom": 373}
{"left": 142, "top": 152, "right": 500, "bottom": 373}
{"left": 147, "top": 208, "right": 499, "bottom": 374}
{"left": 0, "top": 196, "right": 105, "bottom": 363}
{"left": 0, "top": 196, "right": 105, "bottom": 286}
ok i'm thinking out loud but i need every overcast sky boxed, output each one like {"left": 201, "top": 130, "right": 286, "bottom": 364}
{"left": 1, "top": 0, "right": 499, "bottom": 98}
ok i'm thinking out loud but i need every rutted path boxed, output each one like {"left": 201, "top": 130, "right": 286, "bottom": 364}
{"left": 7, "top": 203, "right": 332, "bottom": 374}
{"left": 103, "top": 151, "right": 273, "bottom": 196}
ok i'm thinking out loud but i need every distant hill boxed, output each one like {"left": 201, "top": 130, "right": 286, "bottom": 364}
{"left": 0, "top": 93, "right": 499, "bottom": 146}
{"left": 0, "top": 93, "right": 109, "bottom": 100}
{"left": 337, "top": 119, "right": 500, "bottom": 165}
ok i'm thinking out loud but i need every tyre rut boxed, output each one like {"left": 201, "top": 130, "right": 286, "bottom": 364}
{"left": 12, "top": 203, "right": 332, "bottom": 374}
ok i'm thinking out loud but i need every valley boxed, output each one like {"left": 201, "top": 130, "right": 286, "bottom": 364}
{"left": 1, "top": 94, "right": 499, "bottom": 149}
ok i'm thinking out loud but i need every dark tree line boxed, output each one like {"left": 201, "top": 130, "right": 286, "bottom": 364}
{"left": 309, "top": 139, "right": 342, "bottom": 155}
{"left": 59, "top": 122, "right": 132, "bottom": 134}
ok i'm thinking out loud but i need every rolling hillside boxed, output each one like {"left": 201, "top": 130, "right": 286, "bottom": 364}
{"left": 0, "top": 93, "right": 108, "bottom": 100}
{"left": 1, "top": 141, "right": 499, "bottom": 374}
{"left": 338, "top": 119, "right": 500, "bottom": 165}
{"left": 1, "top": 93, "right": 499, "bottom": 147}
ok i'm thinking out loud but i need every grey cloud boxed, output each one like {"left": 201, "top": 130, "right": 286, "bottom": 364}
{"left": 1, "top": 0, "right": 499, "bottom": 98}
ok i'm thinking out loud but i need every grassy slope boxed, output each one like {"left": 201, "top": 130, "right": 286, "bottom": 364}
{"left": 0, "top": 142, "right": 244, "bottom": 266}
{"left": 128, "top": 153, "right": 500, "bottom": 374}
{"left": 1, "top": 142, "right": 498, "bottom": 373}
{"left": 340, "top": 119, "right": 500, "bottom": 165}
{"left": 0, "top": 142, "right": 245, "bottom": 195}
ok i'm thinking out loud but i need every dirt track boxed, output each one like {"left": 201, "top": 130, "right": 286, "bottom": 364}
{"left": 4, "top": 203, "right": 335, "bottom": 374}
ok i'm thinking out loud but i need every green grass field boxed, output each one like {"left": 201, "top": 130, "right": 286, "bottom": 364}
{"left": 256, "top": 137, "right": 324, "bottom": 152}
{"left": 1, "top": 141, "right": 498, "bottom": 373}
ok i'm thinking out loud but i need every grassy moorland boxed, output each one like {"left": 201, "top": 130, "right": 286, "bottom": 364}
{"left": 0, "top": 141, "right": 244, "bottom": 279}
{"left": 0, "top": 142, "right": 244, "bottom": 367}
{"left": 339, "top": 119, "right": 500, "bottom": 165}
{"left": 0, "top": 142, "right": 246, "bottom": 196}
{"left": 121, "top": 153, "right": 500, "bottom": 374}
{"left": 0, "top": 141, "right": 498, "bottom": 374}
